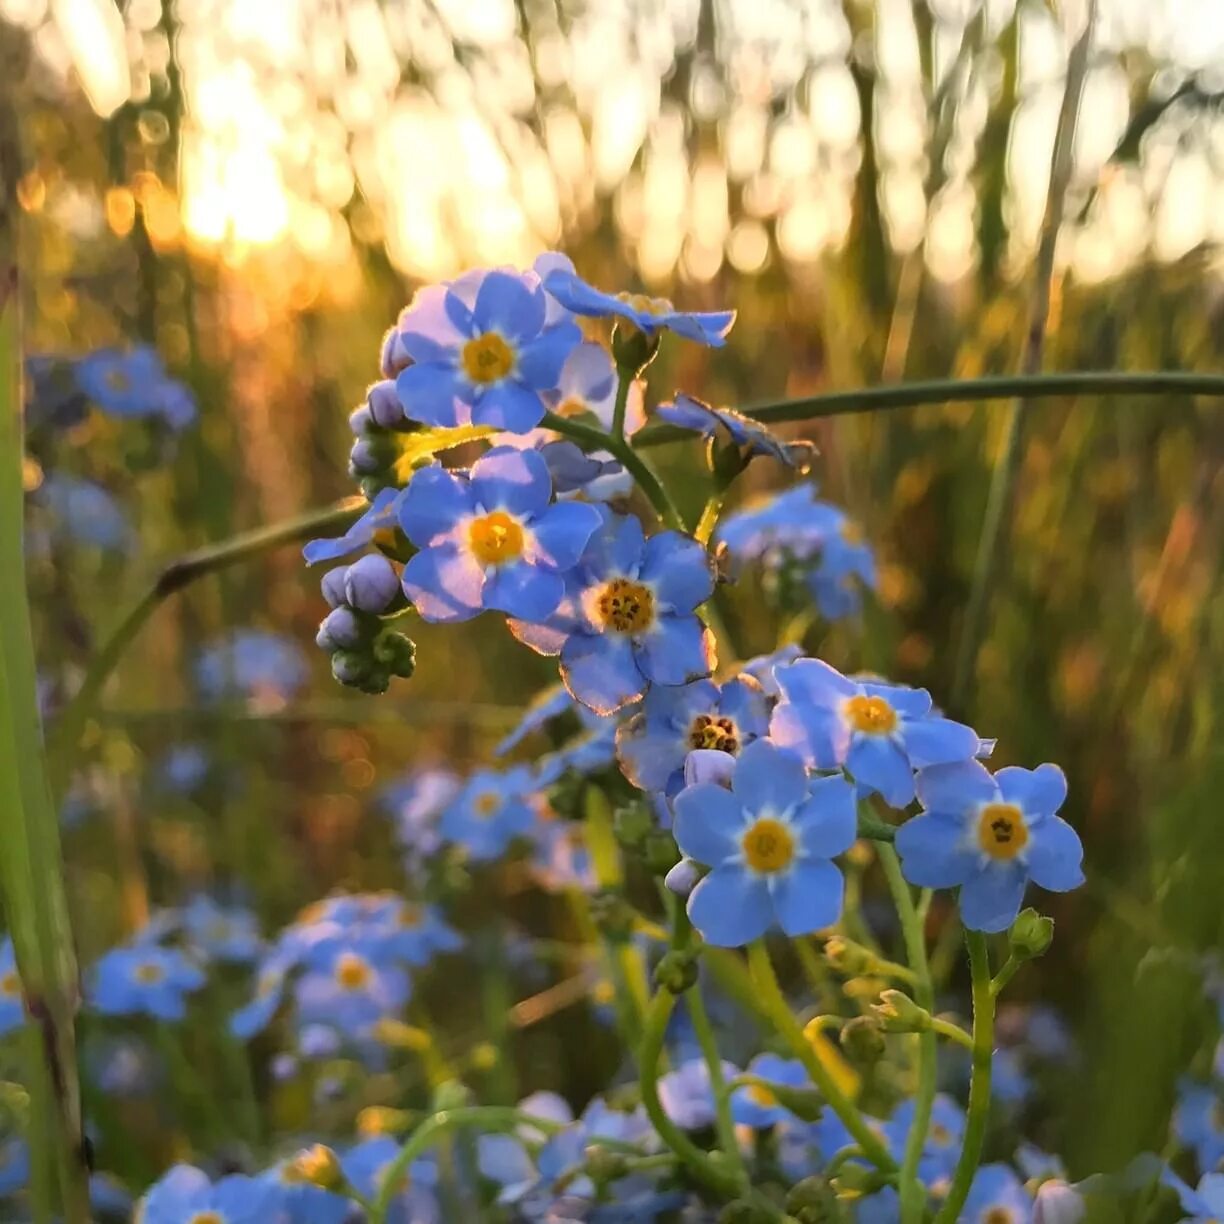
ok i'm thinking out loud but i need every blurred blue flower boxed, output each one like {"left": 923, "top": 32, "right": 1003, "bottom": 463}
{"left": 304, "top": 486, "right": 405, "bottom": 565}
{"left": 616, "top": 676, "right": 768, "bottom": 795}
{"left": 495, "top": 685, "right": 579, "bottom": 756}
{"left": 181, "top": 895, "right": 263, "bottom": 964}
{"left": 0, "top": 1139, "right": 28, "bottom": 1198}
{"left": 89, "top": 944, "right": 204, "bottom": 1021}
{"left": 731, "top": 1053, "right": 810, "bottom": 1128}
{"left": 440, "top": 766, "right": 537, "bottom": 861}
{"left": 1164, "top": 1169, "right": 1224, "bottom": 1222}
{"left": 342, "top": 1138, "right": 439, "bottom": 1224}
{"left": 141, "top": 1165, "right": 278, "bottom": 1224}
{"left": 87, "top": 1036, "right": 158, "bottom": 1097}
{"left": 0, "top": 940, "right": 22, "bottom": 1037}
{"left": 154, "top": 743, "right": 211, "bottom": 794}
{"left": 659, "top": 1056, "right": 740, "bottom": 1129}
{"left": 883, "top": 1093, "right": 965, "bottom": 1183}
{"left": 478, "top": 1133, "right": 537, "bottom": 1204}
{"left": 673, "top": 739, "right": 856, "bottom": 947}
{"left": 29, "top": 475, "right": 132, "bottom": 553}
{"left": 656, "top": 394, "right": 814, "bottom": 469}
{"left": 75, "top": 345, "right": 196, "bottom": 430}
{"left": 771, "top": 657, "right": 983, "bottom": 808}
{"left": 510, "top": 509, "right": 716, "bottom": 715}
{"left": 1174, "top": 1081, "right": 1224, "bottom": 1172}
{"left": 379, "top": 768, "right": 460, "bottom": 864}
{"left": 530, "top": 819, "right": 596, "bottom": 892}
{"left": 894, "top": 760, "right": 1084, "bottom": 932}
{"left": 961, "top": 1163, "right": 1032, "bottom": 1222}
{"left": 293, "top": 944, "right": 410, "bottom": 1043}
{"left": 89, "top": 1172, "right": 133, "bottom": 1219}
{"left": 260, "top": 1161, "right": 350, "bottom": 1224}
{"left": 997, "top": 1002, "right": 1075, "bottom": 1063}
{"left": 393, "top": 266, "right": 580, "bottom": 433}
{"left": 196, "top": 629, "right": 309, "bottom": 706}
{"left": 540, "top": 255, "right": 734, "bottom": 346}
{"left": 399, "top": 446, "right": 601, "bottom": 623}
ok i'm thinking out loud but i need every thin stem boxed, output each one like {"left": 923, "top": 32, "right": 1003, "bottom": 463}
{"left": 372, "top": 1108, "right": 565, "bottom": 1222}
{"left": 47, "top": 497, "right": 364, "bottom": 779}
{"left": 931, "top": 1017, "right": 973, "bottom": 1051}
{"left": 746, "top": 941, "right": 895, "bottom": 1173}
{"left": 856, "top": 813, "right": 898, "bottom": 843}
{"left": 637, "top": 989, "right": 743, "bottom": 1200}
{"left": 951, "top": 0, "right": 1098, "bottom": 708}
{"left": 694, "top": 492, "right": 723, "bottom": 547}
{"left": 611, "top": 363, "right": 633, "bottom": 441}
{"left": 879, "top": 848, "right": 936, "bottom": 1224}
{"left": 990, "top": 955, "right": 1022, "bottom": 999}
{"left": 932, "top": 932, "right": 995, "bottom": 1224}
{"left": 686, "top": 985, "right": 748, "bottom": 1191}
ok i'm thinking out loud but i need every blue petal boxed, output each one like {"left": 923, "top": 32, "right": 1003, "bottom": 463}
{"left": 774, "top": 657, "right": 858, "bottom": 710}
{"left": 860, "top": 682, "right": 931, "bottom": 718}
{"left": 673, "top": 784, "right": 748, "bottom": 865}
{"left": 769, "top": 700, "right": 848, "bottom": 769}
{"left": 771, "top": 860, "right": 844, "bottom": 935}
{"left": 402, "top": 545, "right": 484, "bottom": 622}
{"left": 518, "top": 323, "right": 582, "bottom": 390}
{"left": 794, "top": 774, "right": 857, "bottom": 858}
{"left": 472, "top": 382, "right": 547, "bottom": 433}
{"left": 847, "top": 736, "right": 915, "bottom": 808}
{"left": 398, "top": 466, "right": 474, "bottom": 546}
{"left": 730, "top": 740, "right": 809, "bottom": 815}
{"left": 482, "top": 562, "right": 563, "bottom": 621}
{"left": 471, "top": 445, "right": 552, "bottom": 518}
{"left": 555, "top": 340, "right": 615, "bottom": 404}
{"left": 639, "top": 532, "right": 714, "bottom": 611}
{"left": 894, "top": 813, "right": 978, "bottom": 887}
{"left": 634, "top": 616, "right": 715, "bottom": 686}
{"left": 1025, "top": 817, "right": 1084, "bottom": 892}
{"left": 582, "top": 510, "right": 645, "bottom": 578}
{"left": 665, "top": 309, "right": 736, "bottom": 345}
{"left": 915, "top": 760, "right": 997, "bottom": 815}
{"left": 687, "top": 866, "right": 772, "bottom": 947}
{"left": 472, "top": 270, "right": 545, "bottom": 341}
{"left": 959, "top": 864, "right": 1028, "bottom": 932}
{"left": 396, "top": 362, "right": 463, "bottom": 427}
{"left": 996, "top": 763, "right": 1067, "bottom": 816}
{"left": 560, "top": 632, "right": 644, "bottom": 714}
{"left": 397, "top": 284, "right": 467, "bottom": 363}
{"left": 616, "top": 719, "right": 685, "bottom": 792}
{"left": 902, "top": 716, "right": 983, "bottom": 768}
{"left": 529, "top": 501, "right": 603, "bottom": 571}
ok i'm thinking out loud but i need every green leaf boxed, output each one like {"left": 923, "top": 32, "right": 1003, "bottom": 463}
{"left": 392, "top": 423, "right": 497, "bottom": 484}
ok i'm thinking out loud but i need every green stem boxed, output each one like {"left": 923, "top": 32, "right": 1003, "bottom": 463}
{"left": 931, "top": 1017, "right": 973, "bottom": 1051}
{"left": 47, "top": 497, "right": 363, "bottom": 781}
{"left": 932, "top": 932, "right": 995, "bottom": 1224}
{"left": 611, "top": 362, "right": 633, "bottom": 441}
{"left": 631, "top": 371, "right": 1224, "bottom": 447}
{"left": 637, "top": 989, "right": 743, "bottom": 1200}
{"left": 694, "top": 492, "right": 723, "bottom": 547}
{"left": 950, "top": 0, "right": 1098, "bottom": 708}
{"left": 879, "top": 849, "right": 936, "bottom": 1224}
{"left": 990, "top": 955, "right": 1022, "bottom": 999}
{"left": 856, "top": 813, "right": 897, "bottom": 843}
{"left": 746, "top": 941, "right": 895, "bottom": 1173}
{"left": 686, "top": 983, "right": 748, "bottom": 1191}
{"left": 372, "top": 1107, "right": 565, "bottom": 1222}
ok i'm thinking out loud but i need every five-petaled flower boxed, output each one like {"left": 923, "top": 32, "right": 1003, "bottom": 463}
{"left": 672, "top": 739, "right": 856, "bottom": 946}
{"left": 769, "top": 658, "right": 984, "bottom": 808}
{"left": 894, "top": 759, "right": 1085, "bottom": 932}
{"left": 510, "top": 509, "right": 716, "bottom": 715}
{"left": 90, "top": 945, "right": 205, "bottom": 1022}
{"left": 392, "top": 267, "right": 581, "bottom": 434}
{"left": 398, "top": 446, "right": 602, "bottom": 624}
{"left": 440, "top": 766, "right": 538, "bottom": 861}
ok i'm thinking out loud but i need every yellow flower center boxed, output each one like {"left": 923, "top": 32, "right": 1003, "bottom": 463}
{"left": 335, "top": 952, "right": 372, "bottom": 991}
{"left": 103, "top": 368, "right": 131, "bottom": 393}
{"left": 397, "top": 904, "right": 423, "bottom": 928}
{"left": 134, "top": 962, "right": 165, "bottom": 985}
{"left": 556, "top": 397, "right": 589, "bottom": 417}
{"left": 741, "top": 817, "right": 795, "bottom": 874}
{"left": 188, "top": 1213, "right": 223, "bottom": 1224}
{"left": 841, "top": 521, "right": 864, "bottom": 545}
{"left": 617, "top": 291, "right": 673, "bottom": 316}
{"left": 844, "top": 694, "right": 897, "bottom": 735}
{"left": 0, "top": 971, "right": 20, "bottom": 997}
{"left": 689, "top": 714, "right": 739, "bottom": 754}
{"left": 474, "top": 792, "right": 501, "bottom": 818}
{"left": 748, "top": 1084, "right": 777, "bottom": 1107}
{"left": 983, "top": 1210, "right": 1016, "bottom": 1224}
{"left": 468, "top": 510, "right": 524, "bottom": 566}
{"left": 284, "top": 1144, "right": 343, "bottom": 1189}
{"left": 931, "top": 1122, "right": 952, "bottom": 1145}
{"left": 977, "top": 803, "right": 1029, "bottom": 861}
{"left": 461, "top": 332, "right": 514, "bottom": 383}
{"left": 594, "top": 578, "right": 654, "bottom": 635}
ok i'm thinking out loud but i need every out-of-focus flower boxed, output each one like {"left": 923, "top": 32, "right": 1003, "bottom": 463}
{"left": 658, "top": 1056, "right": 740, "bottom": 1129}
{"left": 510, "top": 509, "right": 715, "bottom": 715}
{"left": 379, "top": 768, "right": 461, "bottom": 863}
{"left": 180, "top": 895, "right": 263, "bottom": 964}
{"left": 0, "top": 940, "right": 23, "bottom": 1037}
{"left": 1174, "top": 1081, "right": 1224, "bottom": 1172}
{"left": 89, "top": 944, "right": 204, "bottom": 1021}
{"left": 139, "top": 1165, "right": 278, "bottom": 1224}
{"left": 399, "top": 447, "right": 601, "bottom": 623}
{"left": 672, "top": 739, "right": 856, "bottom": 946}
{"left": 895, "top": 760, "right": 1084, "bottom": 932}
{"left": 771, "top": 658, "right": 983, "bottom": 808}
{"left": 74, "top": 345, "right": 196, "bottom": 430}
{"left": 961, "top": 1163, "right": 1033, "bottom": 1222}
{"left": 29, "top": 475, "right": 132, "bottom": 553}
{"left": 440, "top": 766, "right": 537, "bottom": 861}
{"left": 731, "top": 1054, "right": 810, "bottom": 1128}
{"left": 195, "top": 630, "right": 309, "bottom": 707}
{"left": 393, "top": 267, "right": 581, "bottom": 434}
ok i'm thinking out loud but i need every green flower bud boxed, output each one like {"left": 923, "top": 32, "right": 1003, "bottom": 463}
{"left": 718, "top": 1202, "right": 774, "bottom": 1224}
{"left": 285, "top": 1144, "right": 345, "bottom": 1191}
{"left": 588, "top": 889, "right": 636, "bottom": 943}
{"left": 374, "top": 628, "right": 416, "bottom": 679}
{"left": 653, "top": 949, "right": 699, "bottom": 995}
{"left": 1009, "top": 908, "right": 1054, "bottom": 961}
{"left": 785, "top": 1176, "right": 840, "bottom": 1223}
{"left": 824, "top": 936, "right": 877, "bottom": 976}
{"left": 430, "top": 1080, "right": 474, "bottom": 1113}
{"left": 872, "top": 989, "right": 932, "bottom": 1034}
{"left": 610, "top": 320, "right": 660, "bottom": 376}
{"left": 840, "top": 1014, "right": 887, "bottom": 1066}
{"left": 582, "top": 1144, "right": 630, "bottom": 1185}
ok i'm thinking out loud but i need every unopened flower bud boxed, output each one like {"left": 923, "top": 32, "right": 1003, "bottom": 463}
{"left": 872, "top": 989, "right": 932, "bottom": 1034}
{"left": 1009, "top": 908, "right": 1055, "bottom": 962}
{"left": 583, "top": 1145, "right": 630, "bottom": 1185}
{"left": 431, "top": 1079, "right": 474, "bottom": 1113}
{"left": 373, "top": 629, "right": 416, "bottom": 679}
{"left": 286, "top": 1144, "right": 344, "bottom": 1191}
{"left": 344, "top": 554, "right": 401, "bottom": 613}
{"left": 320, "top": 566, "right": 350, "bottom": 609}
{"left": 654, "top": 949, "right": 699, "bottom": 995}
{"left": 610, "top": 320, "right": 660, "bottom": 376}
{"left": 1033, "top": 1181, "right": 1085, "bottom": 1224}
{"left": 824, "top": 936, "right": 875, "bottom": 976}
{"left": 840, "top": 1014, "right": 887, "bottom": 1065}
{"left": 356, "top": 1106, "right": 413, "bottom": 1137}
{"left": 367, "top": 379, "right": 406, "bottom": 429}
{"left": 785, "top": 1176, "right": 839, "bottom": 1223}
{"left": 830, "top": 1161, "right": 885, "bottom": 1196}
{"left": 589, "top": 889, "right": 635, "bottom": 943}
{"left": 320, "top": 607, "right": 365, "bottom": 650}
{"left": 349, "top": 436, "right": 385, "bottom": 476}
{"left": 380, "top": 318, "right": 412, "bottom": 378}
{"left": 664, "top": 857, "right": 701, "bottom": 898}
{"left": 348, "top": 404, "right": 373, "bottom": 435}
{"left": 331, "top": 649, "right": 377, "bottom": 688}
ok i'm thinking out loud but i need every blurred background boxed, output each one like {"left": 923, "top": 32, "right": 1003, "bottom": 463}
{"left": 3, "top": 0, "right": 1223, "bottom": 1193}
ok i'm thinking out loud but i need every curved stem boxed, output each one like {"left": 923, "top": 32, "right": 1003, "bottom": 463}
{"left": 47, "top": 497, "right": 364, "bottom": 782}
{"left": 746, "top": 941, "right": 895, "bottom": 1173}
{"left": 931, "top": 1017, "right": 973, "bottom": 1051}
{"left": 879, "top": 848, "right": 936, "bottom": 1224}
{"left": 637, "top": 988, "right": 743, "bottom": 1200}
{"left": 932, "top": 932, "right": 995, "bottom": 1223}
{"left": 611, "top": 363, "right": 633, "bottom": 441}
{"left": 687, "top": 984, "right": 748, "bottom": 1192}
{"left": 990, "top": 955, "right": 1022, "bottom": 999}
